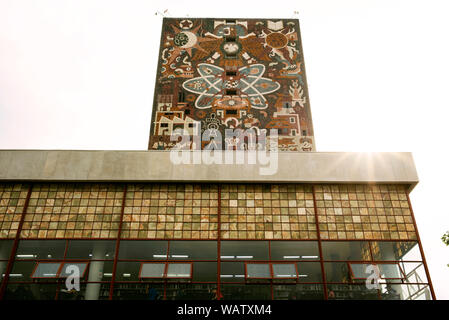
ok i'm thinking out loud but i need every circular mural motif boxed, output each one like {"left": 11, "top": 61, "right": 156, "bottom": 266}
{"left": 266, "top": 32, "right": 288, "bottom": 49}
{"left": 182, "top": 63, "right": 280, "bottom": 109}
{"left": 174, "top": 32, "right": 197, "bottom": 48}
{"left": 174, "top": 33, "right": 189, "bottom": 47}
{"left": 179, "top": 19, "right": 193, "bottom": 30}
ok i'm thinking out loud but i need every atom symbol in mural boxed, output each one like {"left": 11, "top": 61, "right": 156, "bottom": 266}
{"left": 182, "top": 63, "right": 280, "bottom": 109}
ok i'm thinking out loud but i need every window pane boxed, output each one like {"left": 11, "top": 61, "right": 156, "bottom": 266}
{"left": 324, "top": 262, "right": 351, "bottom": 283}
{"left": 401, "top": 262, "right": 428, "bottom": 283}
{"left": 379, "top": 264, "right": 403, "bottom": 279}
{"left": 118, "top": 241, "right": 168, "bottom": 260}
{"left": 296, "top": 262, "right": 322, "bottom": 282}
{"left": 87, "top": 261, "right": 114, "bottom": 281}
{"left": 66, "top": 240, "right": 115, "bottom": 260}
{"left": 168, "top": 241, "right": 217, "bottom": 260}
{"left": 16, "top": 240, "right": 66, "bottom": 259}
{"left": 322, "top": 241, "right": 370, "bottom": 261}
{"left": 166, "top": 263, "right": 191, "bottom": 278}
{"left": 220, "top": 262, "right": 245, "bottom": 282}
{"left": 246, "top": 263, "right": 270, "bottom": 278}
{"left": 59, "top": 263, "right": 89, "bottom": 278}
{"left": 31, "top": 263, "right": 61, "bottom": 278}
{"left": 272, "top": 264, "right": 297, "bottom": 279}
{"left": 140, "top": 263, "right": 165, "bottom": 278}
{"left": 380, "top": 284, "right": 432, "bottom": 300}
{"left": 8, "top": 261, "right": 35, "bottom": 281}
{"left": 221, "top": 241, "right": 268, "bottom": 260}
{"left": 0, "top": 240, "right": 13, "bottom": 260}
{"left": 192, "top": 262, "right": 217, "bottom": 281}
{"left": 0, "top": 240, "right": 13, "bottom": 284}
{"left": 349, "top": 263, "right": 373, "bottom": 279}
{"left": 270, "top": 241, "right": 319, "bottom": 260}
{"left": 371, "top": 241, "right": 420, "bottom": 261}
{"left": 115, "top": 262, "right": 142, "bottom": 281}
{"left": 400, "top": 243, "right": 422, "bottom": 261}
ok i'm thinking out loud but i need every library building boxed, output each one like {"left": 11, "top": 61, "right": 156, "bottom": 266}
{"left": 0, "top": 18, "right": 434, "bottom": 300}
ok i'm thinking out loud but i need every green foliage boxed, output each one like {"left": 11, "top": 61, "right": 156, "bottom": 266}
{"left": 442, "top": 231, "right": 449, "bottom": 246}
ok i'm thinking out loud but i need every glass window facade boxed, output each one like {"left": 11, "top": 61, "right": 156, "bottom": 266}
{"left": 0, "top": 182, "right": 433, "bottom": 300}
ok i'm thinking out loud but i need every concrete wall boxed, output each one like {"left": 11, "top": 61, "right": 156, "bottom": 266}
{"left": 0, "top": 150, "right": 418, "bottom": 191}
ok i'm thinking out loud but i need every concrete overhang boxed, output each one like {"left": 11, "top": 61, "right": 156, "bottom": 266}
{"left": 0, "top": 150, "right": 419, "bottom": 192}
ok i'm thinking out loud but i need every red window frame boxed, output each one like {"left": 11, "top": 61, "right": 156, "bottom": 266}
{"left": 138, "top": 262, "right": 166, "bottom": 279}
{"left": 58, "top": 261, "right": 90, "bottom": 278}
{"left": 138, "top": 262, "right": 193, "bottom": 279}
{"left": 271, "top": 262, "right": 299, "bottom": 280}
{"left": 30, "top": 262, "right": 63, "bottom": 279}
{"left": 244, "top": 262, "right": 298, "bottom": 280}
{"left": 165, "top": 262, "right": 193, "bottom": 279}
{"left": 244, "top": 262, "right": 271, "bottom": 280}
{"left": 348, "top": 262, "right": 406, "bottom": 281}
{"left": 30, "top": 261, "right": 90, "bottom": 279}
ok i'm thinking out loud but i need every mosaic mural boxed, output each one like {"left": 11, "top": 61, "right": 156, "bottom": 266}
{"left": 0, "top": 183, "right": 417, "bottom": 241}
{"left": 149, "top": 18, "right": 315, "bottom": 151}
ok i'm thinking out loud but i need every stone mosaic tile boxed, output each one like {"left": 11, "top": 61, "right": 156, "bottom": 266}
{"left": 0, "top": 184, "right": 29, "bottom": 239}
{"left": 315, "top": 184, "right": 416, "bottom": 241}
{"left": 122, "top": 184, "right": 219, "bottom": 239}
{"left": 220, "top": 184, "right": 317, "bottom": 240}
{"left": 22, "top": 183, "right": 123, "bottom": 239}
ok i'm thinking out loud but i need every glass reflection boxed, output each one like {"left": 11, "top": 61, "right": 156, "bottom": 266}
{"left": 371, "top": 241, "right": 420, "bottom": 261}
{"left": 169, "top": 241, "right": 217, "bottom": 260}
{"left": 221, "top": 241, "right": 268, "bottom": 260}
{"left": 118, "top": 241, "right": 167, "bottom": 260}
{"left": 381, "top": 284, "right": 431, "bottom": 300}
{"left": 322, "top": 241, "right": 370, "bottom": 261}
{"left": 0, "top": 240, "right": 13, "bottom": 284}
{"left": 270, "top": 241, "right": 319, "bottom": 260}
{"left": 16, "top": 240, "right": 66, "bottom": 260}
{"left": 66, "top": 240, "right": 116, "bottom": 260}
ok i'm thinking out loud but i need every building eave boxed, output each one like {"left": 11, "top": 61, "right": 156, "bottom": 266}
{"left": 0, "top": 150, "right": 419, "bottom": 192}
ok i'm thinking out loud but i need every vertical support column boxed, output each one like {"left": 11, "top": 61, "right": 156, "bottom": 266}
{"left": 108, "top": 184, "right": 127, "bottom": 300}
{"left": 164, "top": 241, "right": 170, "bottom": 300}
{"left": 312, "top": 185, "right": 328, "bottom": 300}
{"left": 85, "top": 242, "right": 107, "bottom": 300}
{"left": 0, "top": 183, "right": 33, "bottom": 300}
{"left": 406, "top": 193, "right": 436, "bottom": 300}
{"left": 268, "top": 241, "right": 273, "bottom": 300}
{"left": 217, "top": 184, "right": 222, "bottom": 300}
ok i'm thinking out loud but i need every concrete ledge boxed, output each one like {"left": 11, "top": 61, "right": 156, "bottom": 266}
{"left": 0, "top": 150, "right": 419, "bottom": 191}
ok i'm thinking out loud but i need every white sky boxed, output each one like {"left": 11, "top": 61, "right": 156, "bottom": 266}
{"left": 1, "top": 0, "right": 448, "bottom": 299}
